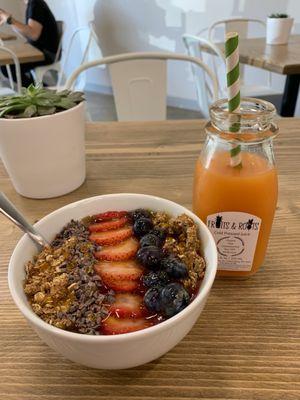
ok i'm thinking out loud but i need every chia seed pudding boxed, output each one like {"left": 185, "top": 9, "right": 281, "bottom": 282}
{"left": 24, "top": 209, "right": 206, "bottom": 335}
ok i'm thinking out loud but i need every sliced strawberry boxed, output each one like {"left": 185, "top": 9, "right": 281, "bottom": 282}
{"left": 89, "top": 227, "right": 133, "bottom": 245}
{"left": 95, "top": 237, "right": 139, "bottom": 261}
{"left": 89, "top": 216, "right": 129, "bottom": 232}
{"left": 94, "top": 260, "right": 143, "bottom": 291}
{"left": 94, "top": 211, "right": 128, "bottom": 221}
{"left": 110, "top": 279, "right": 139, "bottom": 292}
{"left": 109, "top": 293, "right": 144, "bottom": 318}
{"left": 102, "top": 316, "right": 152, "bottom": 335}
{"left": 95, "top": 260, "right": 144, "bottom": 280}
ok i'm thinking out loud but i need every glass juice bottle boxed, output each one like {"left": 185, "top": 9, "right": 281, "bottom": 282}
{"left": 193, "top": 98, "right": 278, "bottom": 278}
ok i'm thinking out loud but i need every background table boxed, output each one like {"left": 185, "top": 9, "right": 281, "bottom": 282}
{"left": 0, "top": 32, "right": 17, "bottom": 41}
{"left": 204, "top": 35, "right": 300, "bottom": 117}
{"left": 0, "top": 120, "right": 299, "bottom": 400}
{"left": 0, "top": 40, "right": 44, "bottom": 66}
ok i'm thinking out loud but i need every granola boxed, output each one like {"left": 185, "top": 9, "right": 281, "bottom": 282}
{"left": 24, "top": 209, "right": 206, "bottom": 335}
{"left": 24, "top": 221, "right": 111, "bottom": 334}
{"left": 153, "top": 212, "right": 206, "bottom": 290}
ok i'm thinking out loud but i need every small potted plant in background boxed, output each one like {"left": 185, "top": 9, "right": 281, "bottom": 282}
{"left": 0, "top": 85, "right": 85, "bottom": 199}
{"left": 266, "top": 13, "right": 294, "bottom": 45}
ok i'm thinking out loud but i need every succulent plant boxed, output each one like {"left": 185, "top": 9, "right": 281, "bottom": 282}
{"left": 0, "top": 84, "right": 84, "bottom": 119}
{"left": 269, "top": 13, "right": 289, "bottom": 18}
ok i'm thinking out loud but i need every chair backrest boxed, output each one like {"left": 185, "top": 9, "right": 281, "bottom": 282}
{"left": 54, "top": 20, "right": 65, "bottom": 63}
{"left": 89, "top": 21, "right": 101, "bottom": 49}
{"left": 57, "top": 22, "right": 101, "bottom": 88}
{"left": 0, "top": 46, "right": 21, "bottom": 94}
{"left": 79, "top": 21, "right": 102, "bottom": 68}
{"left": 208, "top": 18, "right": 266, "bottom": 82}
{"left": 183, "top": 34, "right": 226, "bottom": 100}
{"left": 0, "top": 39, "right": 13, "bottom": 90}
{"left": 208, "top": 18, "right": 266, "bottom": 41}
{"left": 109, "top": 59, "right": 167, "bottom": 120}
{"left": 57, "top": 20, "right": 64, "bottom": 38}
{"left": 65, "top": 52, "right": 218, "bottom": 121}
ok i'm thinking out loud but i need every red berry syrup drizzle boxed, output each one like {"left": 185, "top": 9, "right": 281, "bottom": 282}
{"left": 86, "top": 210, "right": 202, "bottom": 335}
{"left": 98, "top": 279, "right": 164, "bottom": 336}
{"left": 86, "top": 211, "right": 162, "bottom": 334}
{"left": 97, "top": 275, "right": 200, "bottom": 335}
{"left": 95, "top": 266, "right": 200, "bottom": 335}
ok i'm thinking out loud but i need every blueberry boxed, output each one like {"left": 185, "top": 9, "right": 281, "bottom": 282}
{"left": 149, "top": 228, "right": 167, "bottom": 244}
{"left": 160, "top": 283, "right": 190, "bottom": 318}
{"left": 133, "top": 217, "right": 153, "bottom": 238}
{"left": 131, "top": 208, "right": 151, "bottom": 222}
{"left": 161, "top": 256, "right": 188, "bottom": 279}
{"left": 143, "top": 270, "right": 169, "bottom": 288}
{"left": 136, "top": 246, "right": 163, "bottom": 270}
{"left": 140, "top": 233, "right": 161, "bottom": 248}
{"left": 144, "top": 286, "right": 162, "bottom": 313}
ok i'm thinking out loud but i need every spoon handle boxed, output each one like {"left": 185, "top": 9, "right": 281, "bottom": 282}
{"left": 0, "top": 192, "right": 48, "bottom": 250}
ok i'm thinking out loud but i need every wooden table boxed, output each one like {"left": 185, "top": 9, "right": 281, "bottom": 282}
{"left": 0, "top": 40, "right": 44, "bottom": 66}
{"left": 0, "top": 120, "right": 299, "bottom": 400}
{"left": 0, "top": 32, "right": 17, "bottom": 41}
{"left": 204, "top": 35, "right": 300, "bottom": 117}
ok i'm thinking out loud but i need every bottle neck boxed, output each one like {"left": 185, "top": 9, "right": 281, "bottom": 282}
{"left": 207, "top": 97, "right": 278, "bottom": 145}
{"left": 201, "top": 129, "right": 276, "bottom": 170}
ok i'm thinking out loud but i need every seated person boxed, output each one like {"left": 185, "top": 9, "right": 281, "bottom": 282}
{"left": 0, "top": 0, "right": 59, "bottom": 87}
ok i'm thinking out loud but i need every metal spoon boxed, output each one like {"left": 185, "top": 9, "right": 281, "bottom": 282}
{"left": 0, "top": 192, "right": 48, "bottom": 251}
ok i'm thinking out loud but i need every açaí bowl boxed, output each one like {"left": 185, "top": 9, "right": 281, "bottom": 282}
{"left": 8, "top": 194, "right": 217, "bottom": 369}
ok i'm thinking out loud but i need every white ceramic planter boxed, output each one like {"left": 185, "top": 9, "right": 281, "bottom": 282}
{"left": 0, "top": 102, "right": 86, "bottom": 199}
{"left": 266, "top": 17, "right": 294, "bottom": 45}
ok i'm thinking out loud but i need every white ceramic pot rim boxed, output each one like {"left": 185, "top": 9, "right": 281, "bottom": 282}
{"left": 0, "top": 102, "right": 84, "bottom": 123}
{"left": 8, "top": 193, "right": 217, "bottom": 343}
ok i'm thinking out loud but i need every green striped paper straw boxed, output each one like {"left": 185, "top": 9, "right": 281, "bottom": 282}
{"left": 225, "top": 32, "right": 242, "bottom": 168}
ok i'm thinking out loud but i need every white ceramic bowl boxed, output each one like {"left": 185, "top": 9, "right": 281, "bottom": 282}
{"left": 8, "top": 194, "right": 217, "bottom": 369}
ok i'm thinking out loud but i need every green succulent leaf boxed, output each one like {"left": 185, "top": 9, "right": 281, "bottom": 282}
{"left": 69, "top": 91, "right": 85, "bottom": 102}
{"left": 57, "top": 89, "right": 70, "bottom": 97}
{"left": 37, "top": 106, "right": 56, "bottom": 116}
{"left": 27, "top": 84, "right": 37, "bottom": 95}
{"left": 269, "top": 13, "right": 289, "bottom": 18}
{"left": 0, "top": 85, "right": 84, "bottom": 119}
{"left": 57, "top": 98, "right": 77, "bottom": 109}
{"left": 23, "top": 105, "right": 37, "bottom": 118}
{"left": 35, "top": 98, "right": 52, "bottom": 107}
{"left": 0, "top": 104, "right": 28, "bottom": 118}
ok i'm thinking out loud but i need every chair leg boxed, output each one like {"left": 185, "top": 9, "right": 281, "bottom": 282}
{"left": 85, "top": 108, "right": 92, "bottom": 121}
{"left": 6, "top": 65, "right": 14, "bottom": 90}
{"left": 31, "top": 70, "right": 43, "bottom": 86}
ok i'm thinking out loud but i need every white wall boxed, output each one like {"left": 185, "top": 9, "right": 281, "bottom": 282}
{"left": 46, "top": 0, "right": 104, "bottom": 86}
{"left": 0, "top": 0, "right": 25, "bottom": 35}
{"left": 0, "top": 0, "right": 24, "bottom": 20}
{"left": 2, "top": 0, "right": 300, "bottom": 113}
{"left": 91, "top": 0, "right": 300, "bottom": 111}
{"left": 52, "top": 0, "right": 300, "bottom": 113}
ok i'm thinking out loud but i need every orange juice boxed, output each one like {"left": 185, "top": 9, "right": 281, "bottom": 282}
{"left": 193, "top": 151, "right": 278, "bottom": 277}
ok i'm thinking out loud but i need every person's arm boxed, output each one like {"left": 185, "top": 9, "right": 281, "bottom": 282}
{"left": 0, "top": 9, "right": 42, "bottom": 41}
{"left": 10, "top": 17, "right": 43, "bottom": 41}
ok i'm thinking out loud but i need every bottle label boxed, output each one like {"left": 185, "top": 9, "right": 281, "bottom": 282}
{"left": 206, "top": 212, "right": 262, "bottom": 271}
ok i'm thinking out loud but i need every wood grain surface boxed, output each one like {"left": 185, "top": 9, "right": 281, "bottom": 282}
{"left": 0, "top": 120, "right": 299, "bottom": 400}
{"left": 0, "top": 40, "right": 44, "bottom": 66}
{"left": 0, "top": 32, "right": 17, "bottom": 41}
{"left": 203, "top": 34, "right": 300, "bottom": 74}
